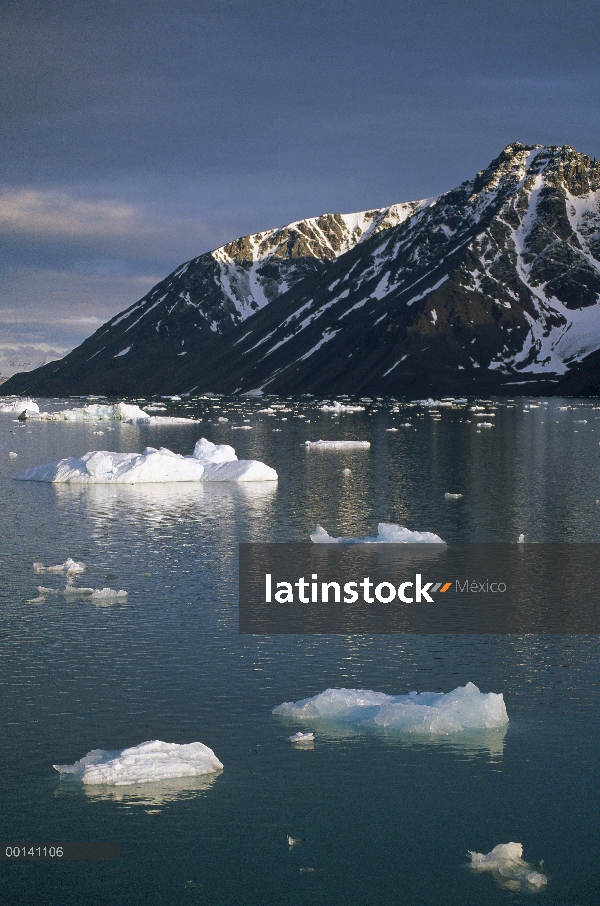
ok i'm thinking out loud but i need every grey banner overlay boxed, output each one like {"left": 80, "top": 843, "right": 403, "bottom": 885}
{"left": 239, "top": 543, "right": 600, "bottom": 633}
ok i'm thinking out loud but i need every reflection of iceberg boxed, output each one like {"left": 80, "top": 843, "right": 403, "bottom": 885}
{"left": 17, "top": 438, "right": 277, "bottom": 483}
{"left": 468, "top": 843, "right": 547, "bottom": 891}
{"left": 54, "top": 740, "right": 223, "bottom": 785}
{"left": 56, "top": 773, "right": 220, "bottom": 808}
{"left": 310, "top": 523, "right": 446, "bottom": 544}
{"left": 273, "top": 683, "right": 508, "bottom": 733}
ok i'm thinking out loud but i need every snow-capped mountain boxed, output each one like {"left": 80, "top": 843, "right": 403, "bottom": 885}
{"left": 6, "top": 143, "right": 600, "bottom": 397}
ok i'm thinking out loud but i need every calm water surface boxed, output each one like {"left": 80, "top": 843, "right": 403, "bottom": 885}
{"left": 1, "top": 396, "right": 599, "bottom": 905}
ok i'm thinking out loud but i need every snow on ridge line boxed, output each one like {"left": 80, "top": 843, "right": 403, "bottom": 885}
{"left": 273, "top": 683, "right": 508, "bottom": 733}
{"left": 310, "top": 523, "right": 445, "bottom": 544}
{"left": 304, "top": 440, "right": 370, "bottom": 449}
{"left": 53, "top": 740, "right": 223, "bottom": 786}
{"left": 16, "top": 438, "right": 278, "bottom": 484}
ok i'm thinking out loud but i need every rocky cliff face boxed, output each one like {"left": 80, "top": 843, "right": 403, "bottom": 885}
{"left": 6, "top": 143, "right": 600, "bottom": 397}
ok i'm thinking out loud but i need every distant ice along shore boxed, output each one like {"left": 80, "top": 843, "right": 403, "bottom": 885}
{"left": 273, "top": 683, "right": 508, "bottom": 733}
{"left": 310, "top": 523, "right": 446, "bottom": 544}
{"left": 53, "top": 740, "right": 223, "bottom": 785}
{"left": 13, "top": 401, "right": 200, "bottom": 424}
{"left": 16, "top": 438, "right": 277, "bottom": 483}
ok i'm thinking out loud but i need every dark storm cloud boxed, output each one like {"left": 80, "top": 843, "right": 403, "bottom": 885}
{"left": 1, "top": 0, "right": 599, "bottom": 373}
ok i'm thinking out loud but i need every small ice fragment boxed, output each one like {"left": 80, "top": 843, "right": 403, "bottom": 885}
{"left": 288, "top": 732, "right": 314, "bottom": 743}
{"left": 53, "top": 740, "right": 223, "bottom": 785}
{"left": 476, "top": 422, "right": 494, "bottom": 428}
{"left": 320, "top": 402, "right": 365, "bottom": 412}
{"left": 310, "top": 523, "right": 445, "bottom": 544}
{"left": 9, "top": 451, "right": 18, "bottom": 458}
{"left": 274, "top": 683, "right": 508, "bottom": 733}
{"left": 342, "top": 468, "right": 352, "bottom": 475}
{"left": 90, "top": 588, "right": 127, "bottom": 600}
{"left": 444, "top": 492, "right": 463, "bottom": 500}
{"left": 304, "top": 440, "right": 370, "bottom": 449}
{"left": 217, "top": 417, "right": 229, "bottom": 422}
{"left": 518, "top": 534, "right": 525, "bottom": 543}
{"left": 287, "top": 835, "right": 301, "bottom": 848}
{"left": 468, "top": 843, "right": 547, "bottom": 891}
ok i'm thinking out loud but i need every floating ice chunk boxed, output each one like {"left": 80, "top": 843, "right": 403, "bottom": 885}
{"left": 34, "top": 558, "right": 86, "bottom": 574}
{"left": 17, "top": 439, "right": 277, "bottom": 483}
{"left": 320, "top": 402, "right": 365, "bottom": 412}
{"left": 342, "top": 468, "right": 352, "bottom": 475}
{"left": 288, "top": 732, "right": 314, "bottom": 743}
{"left": 444, "top": 493, "right": 463, "bottom": 500}
{"left": 518, "top": 534, "right": 525, "bottom": 543}
{"left": 468, "top": 843, "right": 547, "bottom": 891}
{"left": 0, "top": 398, "right": 39, "bottom": 415}
{"left": 310, "top": 523, "right": 445, "bottom": 544}
{"left": 231, "top": 425, "right": 253, "bottom": 429}
{"left": 9, "top": 451, "right": 18, "bottom": 458}
{"left": 274, "top": 683, "right": 508, "bottom": 734}
{"left": 476, "top": 422, "right": 494, "bottom": 428}
{"left": 90, "top": 588, "right": 127, "bottom": 600}
{"left": 26, "top": 402, "right": 150, "bottom": 422}
{"left": 304, "top": 440, "right": 370, "bottom": 449}
{"left": 202, "top": 460, "right": 278, "bottom": 482}
{"left": 53, "top": 740, "right": 223, "bottom": 785}
{"left": 192, "top": 438, "right": 237, "bottom": 463}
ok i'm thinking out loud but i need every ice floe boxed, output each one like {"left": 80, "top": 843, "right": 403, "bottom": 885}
{"left": 304, "top": 440, "right": 370, "bottom": 449}
{"left": 444, "top": 493, "right": 463, "bottom": 500}
{"left": 16, "top": 438, "right": 277, "bottom": 483}
{"left": 53, "top": 740, "right": 223, "bottom": 785}
{"left": 9, "top": 451, "right": 18, "bottom": 458}
{"left": 34, "top": 558, "right": 86, "bottom": 574}
{"left": 288, "top": 732, "right": 315, "bottom": 743}
{"left": 468, "top": 843, "right": 547, "bottom": 891}
{"left": 20, "top": 401, "right": 200, "bottom": 424}
{"left": 320, "top": 402, "right": 365, "bottom": 412}
{"left": 310, "top": 523, "right": 445, "bottom": 544}
{"left": 273, "top": 683, "right": 508, "bottom": 734}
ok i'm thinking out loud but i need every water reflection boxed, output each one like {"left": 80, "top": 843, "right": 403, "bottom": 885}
{"left": 274, "top": 718, "right": 507, "bottom": 760}
{"left": 55, "top": 771, "right": 222, "bottom": 809}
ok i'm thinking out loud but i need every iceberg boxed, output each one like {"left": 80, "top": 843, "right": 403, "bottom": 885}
{"left": 310, "top": 523, "right": 445, "bottom": 544}
{"left": 304, "top": 440, "right": 370, "bottom": 449}
{"left": 53, "top": 740, "right": 223, "bottom": 785}
{"left": 16, "top": 438, "right": 277, "bottom": 484}
{"left": 468, "top": 843, "right": 547, "bottom": 890}
{"left": 0, "top": 398, "right": 39, "bottom": 416}
{"left": 273, "top": 683, "right": 508, "bottom": 734}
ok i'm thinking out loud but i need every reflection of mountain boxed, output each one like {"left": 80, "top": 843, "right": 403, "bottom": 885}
{"left": 7, "top": 142, "right": 600, "bottom": 397}
{"left": 275, "top": 720, "right": 507, "bottom": 760}
{"left": 55, "top": 772, "right": 222, "bottom": 808}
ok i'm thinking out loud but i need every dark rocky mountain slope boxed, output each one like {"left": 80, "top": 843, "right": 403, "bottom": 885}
{"left": 6, "top": 143, "right": 600, "bottom": 397}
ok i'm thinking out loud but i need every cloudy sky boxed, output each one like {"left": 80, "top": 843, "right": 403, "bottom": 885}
{"left": 1, "top": 0, "right": 599, "bottom": 374}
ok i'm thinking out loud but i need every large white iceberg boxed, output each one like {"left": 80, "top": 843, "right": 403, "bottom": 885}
{"left": 16, "top": 438, "right": 277, "bottom": 484}
{"left": 20, "top": 401, "right": 200, "bottom": 424}
{"left": 468, "top": 843, "right": 547, "bottom": 890}
{"left": 304, "top": 440, "right": 370, "bottom": 449}
{"left": 53, "top": 740, "right": 223, "bottom": 785}
{"left": 273, "top": 683, "right": 508, "bottom": 734}
{"left": 310, "top": 523, "right": 445, "bottom": 544}
{"left": 0, "top": 398, "right": 40, "bottom": 416}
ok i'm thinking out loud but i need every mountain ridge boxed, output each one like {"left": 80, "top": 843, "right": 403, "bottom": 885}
{"left": 6, "top": 142, "right": 600, "bottom": 397}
